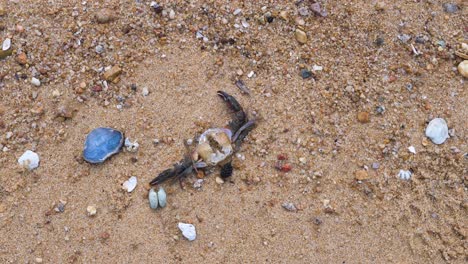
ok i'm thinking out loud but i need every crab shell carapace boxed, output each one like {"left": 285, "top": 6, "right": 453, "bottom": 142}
{"left": 193, "top": 128, "right": 233, "bottom": 166}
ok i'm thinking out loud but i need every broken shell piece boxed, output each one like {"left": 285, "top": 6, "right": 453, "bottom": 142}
{"left": 2, "top": 38, "right": 11, "bottom": 51}
{"left": 196, "top": 128, "right": 233, "bottom": 166}
{"left": 398, "top": 170, "right": 412, "bottom": 180}
{"left": 124, "top": 138, "right": 139, "bottom": 152}
{"left": 122, "top": 176, "right": 137, "bottom": 192}
{"left": 87, "top": 205, "right": 97, "bottom": 216}
{"left": 149, "top": 188, "right": 158, "bottom": 209}
{"left": 178, "top": 223, "right": 196, "bottom": 241}
{"left": 408, "top": 146, "right": 416, "bottom": 154}
{"left": 157, "top": 187, "right": 167, "bottom": 208}
{"left": 18, "top": 150, "right": 40, "bottom": 170}
{"left": 83, "top": 127, "right": 124, "bottom": 163}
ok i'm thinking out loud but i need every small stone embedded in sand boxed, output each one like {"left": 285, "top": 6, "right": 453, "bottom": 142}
{"left": 215, "top": 177, "right": 224, "bottom": 184}
{"left": 122, "top": 176, "right": 137, "bottom": 193}
{"left": 18, "top": 150, "right": 40, "bottom": 170}
{"left": 178, "top": 223, "right": 196, "bottom": 241}
{"left": 357, "top": 111, "right": 370, "bottom": 123}
{"left": 398, "top": 170, "right": 412, "bottom": 180}
{"left": 442, "top": 3, "right": 459, "bottom": 13}
{"left": 103, "top": 66, "right": 122, "bottom": 82}
{"left": 457, "top": 60, "right": 468, "bottom": 78}
{"left": 141, "top": 87, "right": 149, "bottom": 96}
{"left": 282, "top": 202, "right": 297, "bottom": 212}
{"left": 87, "top": 205, "right": 97, "bottom": 216}
{"left": 31, "top": 77, "right": 41, "bottom": 87}
{"left": 95, "top": 8, "right": 115, "bottom": 24}
{"left": 16, "top": 53, "right": 27, "bottom": 65}
{"left": 425, "top": 118, "right": 449, "bottom": 144}
{"left": 408, "top": 146, "right": 416, "bottom": 154}
{"left": 355, "top": 170, "right": 369, "bottom": 181}
{"left": 295, "top": 29, "right": 307, "bottom": 44}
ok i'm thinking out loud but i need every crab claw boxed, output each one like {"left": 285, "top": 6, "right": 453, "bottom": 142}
{"left": 150, "top": 157, "right": 194, "bottom": 186}
{"left": 217, "top": 91, "right": 247, "bottom": 135}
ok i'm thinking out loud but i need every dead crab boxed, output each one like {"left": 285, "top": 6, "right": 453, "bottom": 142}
{"left": 149, "top": 91, "right": 255, "bottom": 186}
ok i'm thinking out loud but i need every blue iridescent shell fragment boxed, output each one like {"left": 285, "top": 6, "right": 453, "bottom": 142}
{"left": 83, "top": 127, "right": 124, "bottom": 163}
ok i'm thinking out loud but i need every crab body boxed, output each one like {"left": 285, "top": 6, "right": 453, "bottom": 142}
{"left": 150, "top": 91, "right": 255, "bottom": 186}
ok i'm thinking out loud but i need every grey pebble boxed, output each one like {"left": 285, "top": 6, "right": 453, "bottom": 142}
{"left": 282, "top": 202, "right": 297, "bottom": 212}
{"left": 442, "top": 3, "right": 458, "bottom": 13}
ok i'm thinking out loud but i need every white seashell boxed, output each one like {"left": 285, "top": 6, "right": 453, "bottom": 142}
{"left": 425, "top": 118, "right": 449, "bottom": 144}
{"left": 18, "top": 150, "right": 40, "bottom": 170}
{"left": 408, "top": 146, "right": 416, "bottom": 154}
{"left": 398, "top": 170, "right": 412, "bottom": 180}
{"left": 2, "top": 38, "right": 11, "bottom": 51}
{"left": 122, "top": 176, "right": 137, "bottom": 193}
{"left": 178, "top": 222, "right": 196, "bottom": 241}
{"left": 31, "top": 77, "right": 41, "bottom": 87}
{"left": 157, "top": 187, "right": 167, "bottom": 208}
{"left": 149, "top": 188, "right": 158, "bottom": 209}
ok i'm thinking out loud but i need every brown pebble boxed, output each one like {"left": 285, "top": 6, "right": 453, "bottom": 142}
{"left": 357, "top": 112, "right": 370, "bottom": 123}
{"left": 103, "top": 66, "right": 122, "bottom": 82}
{"left": 295, "top": 29, "right": 307, "bottom": 44}
{"left": 16, "top": 53, "right": 27, "bottom": 65}
{"left": 355, "top": 170, "right": 369, "bottom": 181}
{"left": 95, "top": 9, "right": 115, "bottom": 24}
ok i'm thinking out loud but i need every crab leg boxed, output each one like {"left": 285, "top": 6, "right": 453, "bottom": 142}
{"left": 217, "top": 91, "right": 247, "bottom": 135}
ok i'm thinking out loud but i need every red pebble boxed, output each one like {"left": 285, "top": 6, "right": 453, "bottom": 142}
{"left": 92, "top": 85, "right": 102, "bottom": 92}
{"left": 277, "top": 154, "right": 288, "bottom": 160}
{"left": 280, "top": 163, "right": 292, "bottom": 172}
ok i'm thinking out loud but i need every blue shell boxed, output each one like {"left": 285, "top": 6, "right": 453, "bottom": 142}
{"left": 83, "top": 127, "right": 124, "bottom": 163}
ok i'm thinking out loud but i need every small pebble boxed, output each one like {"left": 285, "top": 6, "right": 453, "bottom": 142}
{"left": 87, "top": 205, "right": 97, "bottom": 216}
{"left": 215, "top": 177, "right": 224, "bottom": 184}
{"left": 18, "top": 150, "right": 40, "bottom": 170}
{"left": 457, "top": 60, "right": 468, "bottom": 78}
{"left": 398, "top": 34, "right": 411, "bottom": 43}
{"left": 354, "top": 170, "right": 369, "bottom": 181}
{"left": 178, "top": 223, "right": 196, "bottom": 241}
{"left": 95, "top": 45, "right": 105, "bottom": 54}
{"left": 300, "top": 69, "right": 313, "bottom": 79}
{"left": 295, "top": 29, "right": 307, "bottom": 44}
{"left": 35, "top": 258, "right": 43, "bottom": 263}
{"left": 31, "top": 77, "right": 41, "bottom": 87}
{"left": 408, "top": 146, "right": 416, "bottom": 154}
{"left": 357, "top": 112, "right": 370, "bottom": 123}
{"left": 233, "top": 8, "right": 242, "bottom": 15}
{"left": 375, "top": 2, "right": 386, "bottom": 11}
{"left": 169, "top": 9, "right": 175, "bottom": 20}
{"left": 371, "top": 162, "right": 380, "bottom": 170}
{"left": 282, "top": 202, "right": 297, "bottom": 212}
{"left": 141, "top": 87, "right": 149, "bottom": 96}
{"left": 122, "top": 176, "right": 137, "bottom": 193}
{"left": 150, "top": 2, "right": 163, "bottom": 13}
{"left": 95, "top": 9, "right": 115, "bottom": 24}
{"left": 193, "top": 179, "right": 204, "bottom": 189}
{"left": 376, "top": 106, "right": 385, "bottom": 114}
{"left": 398, "top": 170, "right": 412, "bottom": 180}
{"left": 442, "top": 3, "right": 459, "bottom": 13}
{"left": 247, "top": 71, "right": 255, "bottom": 78}
{"left": 425, "top": 118, "right": 449, "bottom": 144}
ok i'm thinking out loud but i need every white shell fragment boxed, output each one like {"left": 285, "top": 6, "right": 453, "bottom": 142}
{"left": 31, "top": 77, "right": 41, "bottom": 87}
{"left": 425, "top": 118, "right": 449, "bottom": 144}
{"left": 149, "top": 188, "right": 158, "bottom": 209}
{"left": 18, "top": 150, "right": 40, "bottom": 170}
{"left": 2, "top": 38, "right": 11, "bottom": 51}
{"left": 87, "top": 205, "right": 97, "bottom": 216}
{"left": 122, "top": 176, "right": 137, "bottom": 193}
{"left": 178, "top": 223, "right": 197, "bottom": 241}
{"left": 398, "top": 170, "right": 412, "bottom": 180}
{"left": 157, "top": 188, "right": 167, "bottom": 208}
{"left": 408, "top": 146, "right": 416, "bottom": 154}
{"left": 124, "top": 137, "right": 139, "bottom": 152}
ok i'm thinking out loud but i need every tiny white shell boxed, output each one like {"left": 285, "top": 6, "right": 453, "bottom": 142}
{"left": 398, "top": 170, "right": 412, "bottom": 180}
{"left": 149, "top": 188, "right": 158, "bottom": 209}
{"left": 157, "top": 187, "right": 166, "bottom": 208}
{"left": 122, "top": 176, "right": 137, "bottom": 193}
{"left": 425, "top": 118, "right": 449, "bottom": 145}
{"left": 2, "top": 38, "right": 11, "bottom": 51}
{"left": 18, "top": 150, "right": 40, "bottom": 170}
